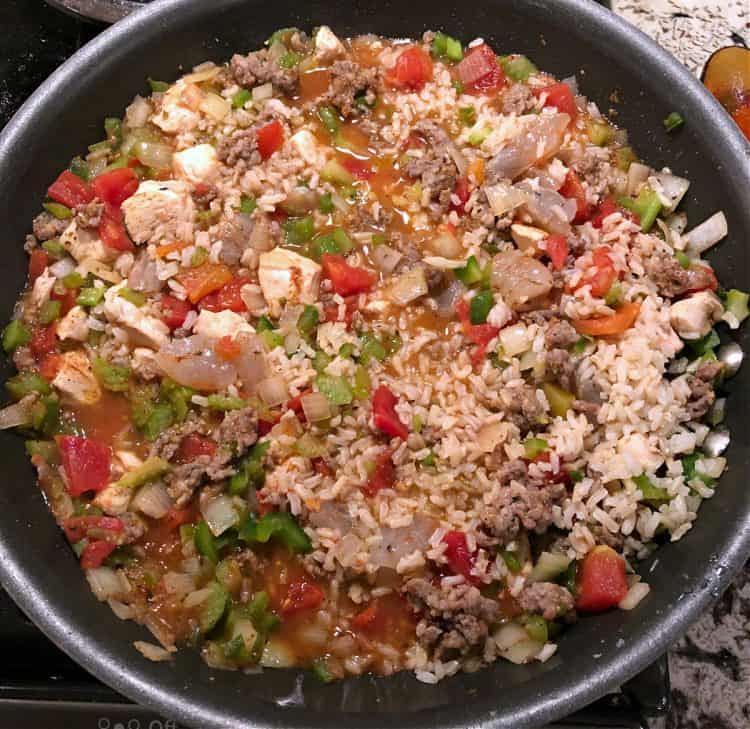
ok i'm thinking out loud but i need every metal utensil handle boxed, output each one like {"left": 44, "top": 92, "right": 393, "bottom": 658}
{"left": 44, "top": 0, "right": 142, "bottom": 23}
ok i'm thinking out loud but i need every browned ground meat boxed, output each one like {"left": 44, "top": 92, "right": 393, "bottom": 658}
{"left": 324, "top": 60, "right": 381, "bottom": 117}
{"left": 499, "top": 83, "right": 536, "bottom": 115}
{"left": 32, "top": 211, "right": 68, "bottom": 241}
{"left": 230, "top": 49, "right": 298, "bottom": 94}
{"left": 645, "top": 252, "right": 692, "bottom": 297}
{"left": 75, "top": 198, "right": 104, "bottom": 229}
{"left": 480, "top": 479, "right": 566, "bottom": 546}
{"left": 684, "top": 361, "right": 723, "bottom": 420}
{"left": 214, "top": 407, "right": 258, "bottom": 452}
{"left": 167, "top": 456, "right": 235, "bottom": 506}
{"left": 118, "top": 512, "right": 147, "bottom": 545}
{"left": 499, "top": 384, "right": 547, "bottom": 434}
{"left": 12, "top": 345, "right": 35, "bottom": 372}
{"left": 572, "top": 398, "right": 600, "bottom": 423}
{"left": 546, "top": 348, "right": 576, "bottom": 391}
{"left": 545, "top": 318, "right": 579, "bottom": 349}
{"left": 217, "top": 128, "right": 261, "bottom": 167}
{"left": 150, "top": 415, "right": 206, "bottom": 461}
{"left": 518, "top": 582, "right": 575, "bottom": 620}
{"left": 405, "top": 120, "right": 457, "bottom": 218}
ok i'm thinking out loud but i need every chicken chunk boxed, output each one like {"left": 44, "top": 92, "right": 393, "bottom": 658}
{"left": 151, "top": 82, "right": 202, "bottom": 134}
{"left": 669, "top": 291, "right": 723, "bottom": 340}
{"left": 313, "top": 26, "right": 345, "bottom": 63}
{"left": 56, "top": 306, "right": 90, "bottom": 342}
{"left": 103, "top": 283, "right": 170, "bottom": 349}
{"left": 29, "top": 268, "right": 55, "bottom": 311}
{"left": 192, "top": 309, "right": 254, "bottom": 341}
{"left": 52, "top": 350, "right": 102, "bottom": 405}
{"left": 60, "top": 220, "right": 116, "bottom": 264}
{"left": 172, "top": 144, "right": 219, "bottom": 186}
{"left": 121, "top": 180, "right": 195, "bottom": 246}
{"left": 258, "top": 248, "right": 321, "bottom": 316}
{"left": 92, "top": 482, "right": 132, "bottom": 516}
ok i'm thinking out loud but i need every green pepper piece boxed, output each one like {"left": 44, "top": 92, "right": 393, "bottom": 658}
{"left": 207, "top": 394, "right": 247, "bottom": 411}
{"left": 129, "top": 383, "right": 158, "bottom": 428}
{"left": 6, "top": 372, "right": 50, "bottom": 401}
{"left": 76, "top": 287, "right": 105, "bottom": 308}
{"left": 312, "top": 349, "right": 332, "bottom": 374}
{"left": 104, "top": 117, "right": 123, "bottom": 149}
{"left": 199, "top": 581, "right": 229, "bottom": 634}
{"left": 232, "top": 88, "right": 252, "bottom": 109}
{"left": 675, "top": 251, "right": 691, "bottom": 269}
{"left": 318, "top": 193, "right": 334, "bottom": 214}
{"left": 458, "top": 106, "right": 477, "bottom": 127}
{"left": 614, "top": 146, "right": 636, "bottom": 172}
{"left": 25, "top": 439, "right": 57, "bottom": 461}
{"left": 256, "top": 315, "right": 274, "bottom": 332}
{"left": 113, "top": 457, "right": 171, "bottom": 490}
{"left": 315, "top": 374, "right": 353, "bottom": 405}
{"left": 42, "top": 239, "right": 66, "bottom": 257}
{"left": 569, "top": 469, "right": 584, "bottom": 483}
{"left": 501, "top": 550, "right": 522, "bottom": 573}
{"left": 351, "top": 365, "right": 371, "bottom": 400}
{"left": 118, "top": 288, "right": 147, "bottom": 307}
{"left": 69, "top": 156, "right": 91, "bottom": 181}
{"left": 523, "top": 437, "right": 548, "bottom": 459}
{"left": 338, "top": 342, "right": 354, "bottom": 359}
{"left": 469, "top": 290, "right": 494, "bottom": 324}
{"left": 297, "top": 305, "right": 320, "bottom": 335}
{"left": 239, "top": 195, "right": 257, "bottom": 215}
{"left": 311, "top": 658, "right": 335, "bottom": 683}
{"left": 142, "top": 402, "right": 174, "bottom": 441}
{"left": 633, "top": 473, "right": 670, "bottom": 503}
{"left": 28, "top": 394, "right": 60, "bottom": 436}
{"left": 468, "top": 127, "right": 489, "bottom": 147}
{"left": 239, "top": 511, "right": 312, "bottom": 553}
{"left": 161, "top": 378, "right": 194, "bottom": 422}
{"left": 332, "top": 227, "right": 353, "bottom": 253}
{"left": 585, "top": 119, "right": 614, "bottom": 147}
{"left": 92, "top": 357, "right": 130, "bottom": 392}
{"left": 723, "top": 289, "right": 749, "bottom": 325}
{"left": 604, "top": 280, "right": 623, "bottom": 307}
{"left": 688, "top": 328, "right": 720, "bottom": 357}
{"left": 455, "top": 255, "right": 483, "bottom": 286}
{"left": 294, "top": 432, "right": 327, "bottom": 458}
{"left": 542, "top": 382, "right": 575, "bottom": 418}
{"left": 260, "top": 329, "right": 284, "bottom": 351}
{"left": 663, "top": 112, "right": 684, "bottom": 132}
{"left": 420, "top": 451, "right": 436, "bottom": 468}
{"left": 498, "top": 54, "right": 538, "bottom": 82}
{"left": 190, "top": 247, "right": 209, "bottom": 267}
{"left": 283, "top": 216, "right": 315, "bottom": 246}
{"left": 359, "top": 332, "right": 387, "bottom": 364}
{"left": 43, "top": 202, "right": 72, "bottom": 220}
{"left": 318, "top": 105, "right": 340, "bottom": 134}
{"left": 2, "top": 320, "right": 31, "bottom": 353}
{"left": 681, "top": 452, "right": 716, "bottom": 487}
{"left": 194, "top": 520, "right": 218, "bottom": 563}
{"left": 62, "top": 271, "right": 85, "bottom": 289}
{"left": 147, "top": 78, "right": 170, "bottom": 93}
{"left": 38, "top": 300, "right": 61, "bottom": 326}
{"left": 523, "top": 615, "right": 549, "bottom": 643}
{"left": 619, "top": 187, "right": 662, "bottom": 233}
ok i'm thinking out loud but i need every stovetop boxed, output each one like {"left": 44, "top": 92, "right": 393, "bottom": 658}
{"left": 0, "top": 1, "right": 667, "bottom": 727}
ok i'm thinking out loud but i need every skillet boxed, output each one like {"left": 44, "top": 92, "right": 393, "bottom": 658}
{"left": 0, "top": 1, "right": 748, "bottom": 727}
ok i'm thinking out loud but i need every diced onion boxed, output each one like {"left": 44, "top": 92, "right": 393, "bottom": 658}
{"left": 528, "top": 551, "right": 571, "bottom": 583}
{"left": 182, "top": 64, "right": 221, "bottom": 84}
{"left": 85, "top": 567, "right": 124, "bottom": 601}
{"left": 686, "top": 211, "right": 728, "bottom": 254}
{"left": 200, "top": 93, "right": 230, "bottom": 121}
{"left": 162, "top": 572, "right": 196, "bottom": 595}
{"left": 134, "top": 641, "right": 175, "bottom": 662}
{"left": 260, "top": 637, "right": 297, "bottom": 668}
{"left": 201, "top": 494, "right": 238, "bottom": 536}
{"left": 651, "top": 172, "right": 690, "bottom": 213}
{"left": 184, "top": 586, "right": 213, "bottom": 609}
{"left": 133, "top": 140, "right": 173, "bottom": 170}
{"left": 239, "top": 284, "right": 266, "bottom": 313}
{"left": 667, "top": 212, "right": 688, "bottom": 234}
{"left": 429, "top": 230, "right": 462, "bottom": 258}
{"left": 388, "top": 267, "right": 429, "bottom": 305}
{"left": 372, "top": 244, "right": 403, "bottom": 273}
{"left": 695, "top": 456, "right": 726, "bottom": 479}
{"left": 0, "top": 398, "right": 33, "bottom": 430}
{"left": 301, "top": 391, "right": 332, "bottom": 422}
{"left": 493, "top": 622, "right": 528, "bottom": 651}
{"left": 484, "top": 182, "right": 527, "bottom": 216}
{"left": 498, "top": 322, "right": 530, "bottom": 357}
{"left": 132, "top": 481, "right": 173, "bottom": 519}
{"left": 626, "top": 162, "right": 650, "bottom": 195}
{"left": 258, "top": 375, "right": 289, "bottom": 407}
{"left": 618, "top": 581, "right": 651, "bottom": 610}
{"left": 501, "top": 638, "right": 545, "bottom": 664}
{"left": 252, "top": 83, "right": 274, "bottom": 101}
{"left": 125, "top": 95, "right": 151, "bottom": 128}
{"left": 108, "top": 599, "right": 135, "bottom": 620}
{"left": 50, "top": 257, "right": 76, "bottom": 278}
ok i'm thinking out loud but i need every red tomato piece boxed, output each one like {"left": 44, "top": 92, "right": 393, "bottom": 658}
{"left": 341, "top": 155, "right": 374, "bottom": 180}
{"left": 575, "top": 545, "right": 629, "bottom": 613}
{"left": 591, "top": 198, "right": 619, "bottom": 228}
{"left": 456, "top": 299, "right": 500, "bottom": 365}
{"left": 371, "top": 385, "right": 408, "bottom": 440}
{"left": 177, "top": 433, "right": 218, "bottom": 462}
{"left": 177, "top": 263, "right": 233, "bottom": 304}
{"left": 386, "top": 46, "right": 433, "bottom": 92}
{"left": 98, "top": 204, "right": 134, "bottom": 251}
{"left": 544, "top": 234, "right": 569, "bottom": 271}
{"left": 80, "top": 540, "right": 117, "bottom": 569}
{"left": 28, "top": 249, "right": 49, "bottom": 282}
{"left": 58, "top": 435, "right": 112, "bottom": 497}
{"left": 456, "top": 43, "right": 505, "bottom": 95}
{"left": 323, "top": 296, "right": 357, "bottom": 327}
{"left": 352, "top": 601, "right": 379, "bottom": 631}
{"left": 321, "top": 253, "right": 375, "bottom": 297}
{"left": 285, "top": 392, "right": 307, "bottom": 421}
{"left": 163, "top": 507, "right": 195, "bottom": 532}
{"left": 258, "top": 418, "right": 277, "bottom": 436}
{"left": 280, "top": 580, "right": 325, "bottom": 617}
{"left": 63, "top": 515, "right": 123, "bottom": 543}
{"left": 50, "top": 286, "right": 78, "bottom": 315}
{"left": 578, "top": 246, "right": 617, "bottom": 298}
{"left": 159, "top": 294, "right": 193, "bottom": 330}
{"left": 311, "top": 457, "right": 332, "bottom": 477}
{"left": 91, "top": 167, "right": 139, "bottom": 207}
{"left": 442, "top": 531, "right": 479, "bottom": 583}
{"left": 531, "top": 450, "right": 571, "bottom": 486}
{"left": 30, "top": 324, "right": 58, "bottom": 360}
{"left": 47, "top": 170, "right": 93, "bottom": 208}
{"left": 362, "top": 448, "right": 395, "bottom": 497}
{"left": 199, "top": 276, "right": 248, "bottom": 313}
{"left": 450, "top": 176, "right": 471, "bottom": 215}
{"left": 683, "top": 265, "right": 718, "bottom": 294}
{"left": 256, "top": 120, "right": 284, "bottom": 160}
{"left": 39, "top": 353, "right": 62, "bottom": 380}
{"left": 559, "top": 170, "right": 590, "bottom": 223}
{"left": 537, "top": 82, "right": 577, "bottom": 118}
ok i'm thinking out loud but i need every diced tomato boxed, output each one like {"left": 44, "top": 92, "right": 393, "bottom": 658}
{"left": 91, "top": 167, "right": 138, "bottom": 207}
{"left": 98, "top": 204, "right": 134, "bottom": 251}
{"left": 280, "top": 579, "right": 325, "bottom": 617}
{"left": 456, "top": 43, "right": 505, "bottom": 95}
{"left": 47, "top": 170, "right": 93, "bottom": 209}
{"left": 537, "top": 82, "right": 577, "bottom": 118}
{"left": 321, "top": 253, "right": 375, "bottom": 297}
{"left": 683, "top": 265, "right": 718, "bottom": 295}
{"left": 323, "top": 296, "right": 357, "bottom": 326}
{"left": 214, "top": 335, "right": 242, "bottom": 361}
{"left": 28, "top": 249, "right": 49, "bottom": 282}
{"left": 258, "top": 417, "right": 278, "bottom": 436}
{"left": 573, "top": 301, "right": 641, "bottom": 337}
{"left": 177, "top": 433, "right": 218, "bottom": 462}
{"left": 371, "top": 385, "right": 408, "bottom": 440}
{"left": 30, "top": 324, "right": 58, "bottom": 360}
{"left": 559, "top": 170, "right": 590, "bottom": 223}
{"left": 341, "top": 156, "right": 374, "bottom": 180}
{"left": 450, "top": 176, "right": 471, "bottom": 215}
{"left": 577, "top": 246, "right": 617, "bottom": 298}
{"left": 58, "top": 435, "right": 112, "bottom": 497}
{"left": 198, "top": 275, "right": 248, "bottom": 313}
{"left": 544, "top": 234, "right": 569, "bottom": 271}
{"left": 163, "top": 506, "right": 195, "bottom": 532}
{"left": 352, "top": 602, "right": 379, "bottom": 631}
{"left": 442, "top": 531, "right": 479, "bottom": 583}
{"left": 39, "top": 353, "right": 62, "bottom": 380}
{"left": 50, "top": 286, "right": 78, "bottom": 315}
{"left": 63, "top": 515, "right": 123, "bottom": 544}
{"left": 531, "top": 450, "right": 571, "bottom": 486}
{"left": 362, "top": 448, "right": 395, "bottom": 497}
{"left": 456, "top": 299, "right": 500, "bottom": 365}
{"left": 311, "top": 457, "right": 332, "bottom": 477}
{"left": 590, "top": 198, "right": 638, "bottom": 229}
{"left": 285, "top": 393, "right": 306, "bottom": 421}
{"left": 256, "top": 120, "right": 284, "bottom": 160}
{"left": 80, "top": 540, "right": 117, "bottom": 569}
{"left": 386, "top": 46, "right": 433, "bottom": 92}
{"left": 177, "top": 263, "right": 233, "bottom": 304}
{"left": 159, "top": 294, "right": 193, "bottom": 330}
{"left": 575, "top": 545, "right": 629, "bottom": 613}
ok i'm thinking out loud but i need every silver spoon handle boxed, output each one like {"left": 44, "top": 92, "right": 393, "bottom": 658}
{"left": 44, "top": 0, "right": 142, "bottom": 24}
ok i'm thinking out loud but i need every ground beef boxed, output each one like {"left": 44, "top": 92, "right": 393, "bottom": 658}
{"left": 517, "top": 581, "right": 575, "bottom": 620}
{"left": 546, "top": 348, "right": 576, "bottom": 392}
{"left": 12, "top": 345, "right": 35, "bottom": 372}
{"left": 32, "top": 211, "right": 68, "bottom": 241}
{"left": 645, "top": 252, "right": 691, "bottom": 297}
{"left": 499, "top": 384, "right": 547, "bottom": 434}
{"left": 75, "top": 198, "right": 104, "bottom": 229}
{"left": 545, "top": 318, "right": 579, "bottom": 349}
{"left": 324, "top": 60, "right": 381, "bottom": 117}
{"left": 118, "top": 512, "right": 147, "bottom": 545}
{"left": 522, "top": 306, "right": 560, "bottom": 327}
{"left": 230, "top": 49, "right": 298, "bottom": 94}
{"left": 150, "top": 415, "right": 206, "bottom": 461}
{"left": 213, "top": 407, "right": 258, "bottom": 453}
{"left": 572, "top": 398, "right": 600, "bottom": 423}
{"left": 480, "top": 479, "right": 566, "bottom": 546}
{"left": 216, "top": 128, "right": 261, "bottom": 167}
{"left": 404, "top": 120, "right": 457, "bottom": 218}
{"left": 216, "top": 213, "right": 254, "bottom": 265}
{"left": 167, "top": 456, "right": 235, "bottom": 506}
{"left": 499, "top": 83, "right": 536, "bottom": 115}
{"left": 684, "top": 361, "right": 723, "bottom": 420}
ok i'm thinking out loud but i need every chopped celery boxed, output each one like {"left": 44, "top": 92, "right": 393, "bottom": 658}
{"left": 239, "top": 195, "right": 257, "bottom": 215}
{"left": 24, "top": 439, "right": 57, "bottom": 461}
{"left": 42, "top": 239, "right": 66, "bottom": 257}
{"left": 93, "top": 357, "right": 130, "bottom": 392}
{"left": 141, "top": 402, "right": 174, "bottom": 441}
{"left": 501, "top": 550, "right": 521, "bottom": 573}
{"left": 411, "top": 414, "right": 423, "bottom": 433}
{"left": 675, "top": 251, "right": 691, "bottom": 269}
{"left": 338, "top": 342, "right": 354, "bottom": 359}
{"left": 129, "top": 383, "right": 158, "bottom": 428}
{"left": 431, "top": 32, "right": 463, "bottom": 62}
{"left": 311, "top": 657, "right": 335, "bottom": 683}
{"left": 315, "top": 374, "right": 353, "bottom": 405}
{"left": 194, "top": 520, "right": 218, "bottom": 562}
{"left": 256, "top": 315, "right": 274, "bottom": 332}
{"left": 279, "top": 51, "right": 301, "bottom": 69}
{"left": 312, "top": 349, "right": 332, "bottom": 373}
{"left": 318, "top": 193, "right": 334, "bottom": 214}
{"left": 542, "top": 382, "right": 575, "bottom": 417}
{"left": 266, "top": 27, "right": 298, "bottom": 46}
{"left": 663, "top": 111, "right": 684, "bottom": 132}
{"left": 522, "top": 615, "right": 548, "bottom": 643}
{"left": 332, "top": 227, "right": 353, "bottom": 253}
{"left": 469, "top": 289, "right": 494, "bottom": 324}
{"left": 523, "top": 437, "right": 548, "bottom": 459}
{"left": 43, "top": 202, "right": 72, "bottom": 220}
{"left": 260, "top": 329, "right": 284, "bottom": 351}
{"left": 2, "top": 320, "right": 31, "bottom": 352}
{"left": 569, "top": 469, "right": 584, "bottom": 483}
{"left": 452, "top": 79, "right": 465, "bottom": 94}
{"left": 199, "top": 582, "right": 229, "bottom": 634}
{"left": 161, "top": 378, "right": 194, "bottom": 422}
{"left": 633, "top": 473, "right": 670, "bottom": 503}
{"left": 118, "top": 287, "right": 146, "bottom": 307}
{"left": 572, "top": 336, "right": 592, "bottom": 354}
{"left": 283, "top": 216, "right": 315, "bottom": 245}
{"left": 468, "top": 127, "right": 489, "bottom": 147}
{"left": 604, "top": 280, "right": 623, "bottom": 307}
{"left": 352, "top": 365, "right": 371, "bottom": 399}
{"left": 455, "top": 255, "right": 483, "bottom": 286}
{"left": 723, "top": 289, "right": 749, "bottom": 325}
{"left": 359, "top": 332, "right": 387, "bottom": 364}
{"left": 317, "top": 105, "right": 340, "bottom": 134}
{"left": 190, "top": 246, "right": 210, "bottom": 267}
{"left": 585, "top": 119, "right": 614, "bottom": 147}
{"left": 294, "top": 432, "right": 327, "bottom": 458}
{"left": 6, "top": 372, "right": 50, "bottom": 401}
{"left": 420, "top": 451, "right": 437, "bottom": 468}
{"left": 104, "top": 117, "right": 123, "bottom": 148}
{"left": 77, "top": 287, "right": 105, "bottom": 307}
{"left": 614, "top": 146, "right": 637, "bottom": 171}
{"left": 113, "top": 457, "right": 170, "bottom": 490}
{"left": 499, "top": 54, "right": 538, "bottom": 82}
{"left": 207, "top": 394, "right": 246, "bottom": 411}
{"left": 232, "top": 88, "right": 252, "bottom": 109}
{"left": 69, "top": 156, "right": 91, "bottom": 181}
{"left": 297, "top": 305, "right": 319, "bottom": 335}
{"left": 62, "top": 271, "right": 85, "bottom": 289}
{"left": 619, "top": 187, "right": 662, "bottom": 232}
{"left": 38, "top": 300, "right": 61, "bottom": 325}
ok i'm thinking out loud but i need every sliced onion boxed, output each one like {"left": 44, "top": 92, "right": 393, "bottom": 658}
{"left": 494, "top": 622, "right": 528, "bottom": 651}
{"left": 132, "top": 481, "right": 173, "bottom": 519}
{"left": 86, "top": 567, "right": 123, "bottom": 601}
{"left": 252, "top": 83, "right": 274, "bottom": 101}
{"left": 0, "top": 397, "right": 33, "bottom": 430}
{"left": 260, "top": 637, "right": 297, "bottom": 668}
{"left": 627, "top": 162, "right": 650, "bottom": 196}
{"left": 108, "top": 599, "right": 135, "bottom": 620}
{"left": 618, "top": 581, "right": 650, "bottom": 610}
{"left": 388, "top": 267, "right": 428, "bottom": 305}
{"left": 667, "top": 211, "right": 688, "bottom": 233}
{"left": 501, "top": 638, "right": 544, "bottom": 664}
{"left": 162, "top": 571, "right": 195, "bottom": 595}
{"left": 258, "top": 375, "right": 289, "bottom": 407}
{"left": 200, "top": 93, "right": 231, "bottom": 121}
{"left": 686, "top": 211, "right": 728, "bottom": 254}
{"left": 429, "top": 229, "right": 462, "bottom": 258}
{"left": 484, "top": 181, "right": 528, "bottom": 216}
{"left": 301, "top": 391, "right": 332, "bottom": 422}
{"left": 652, "top": 172, "right": 690, "bottom": 213}
{"left": 134, "top": 641, "right": 174, "bottom": 662}
{"left": 182, "top": 64, "right": 221, "bottom": 84}
{"left": 184, "top": 586, "right": 213, "bottom": 608}
{"left": 498, "top": 322, "right": 530, "bottom": 357}
{"left": 125, "top": 95, "right": 151, "bottom": 128}
{"left": 372, "top": 244, "right": 403, "bottom": 273}
{"left": 133, "top": 140, "right": 173, "bottom": 170}
{"left": 202, "top": 494, "right": 239, "bottom": 536}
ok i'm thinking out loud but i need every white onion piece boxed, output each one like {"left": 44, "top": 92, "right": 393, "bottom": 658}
{"left": 86, "top": 567, "right": 123, "bottom": 601}
{"left": 133, "top": 140, "right": 173, "bottom": 170}
{"left": 162, "top": 571, "right": 195, "bottom": 596}
{"left": 108, "top": 599, "right": 135, "bottom": 620}
{"left": 182, "top": 64, "right": 221, "bottom": 84}
{"left": 260, "top": 637, "right": 296, "bottom": 668}
{"left": 372, "top": 244, "right": 403, "bottom": 273}
{"left": 199, "top": 93, "right": 230, "bottom": 121}
{"left": 258, "top": 375, "right": 289, "bottom": 407}
{"left": 626, "top": 162, "right": 650, "bottom": 195}
{"left": 202, "top": 494, "right": 238, "bottom": 536}
{"left": 239, "top": 284, "right": 266, "bottom": 313}
{"left": 686, "top": 211, "right": 728, "bottom": 254}
{"left": 498, "top": 322, "right": 530, "bottom": 357}
{"left": 125, "top": 95, "right": 151, "bottom": 128}
{"left": 370, "top": 514, "right": 437, "bottom": 569}
{"left": 695, "top": 456, "right": 726, "bottom": 479}
{"left": 184, "top": 587, "right": 213, "bottom": 608}
{"left": 652, "top": 172, "right": 690, "bottom": 213}
{"left": 484, "top": 181, "right": 528, "bottom": 216}
{"left": 494, "top": 622, "right": 528, "bottom": 651}
{"left": 301, "top": 391, "right": 331, "bottom": 422}
{"left": 252, "top": 82, "right": 273, "bottom": 101}
{"left": 667, "top": 211, "right": 688, "bottom": 233}
{"left": 388, "top": 267, "right": 429, "bottom": 305}
{"left": 134, "top": 641, "right": 174, "bottom": 662}
{"left": 618, "top": 581, "right": 650, "bottom": 610}
{"left": 0, "top": 397, "right": 33, "bottom": 430}
{"left": 501, "top": 638, "right": 545, "bottom": 664}
{"left": 429, "top": 230, "right": 462, "bottom": 258}
{"left": 132, "top": 481, "right": 173, "bottom": 519}
{"left": 49, "top": 257, "right": 76, "bottom": 278}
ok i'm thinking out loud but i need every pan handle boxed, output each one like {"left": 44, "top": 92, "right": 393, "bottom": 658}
{"left": 43, "top": 0, "right": 142, "bottom": 24}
